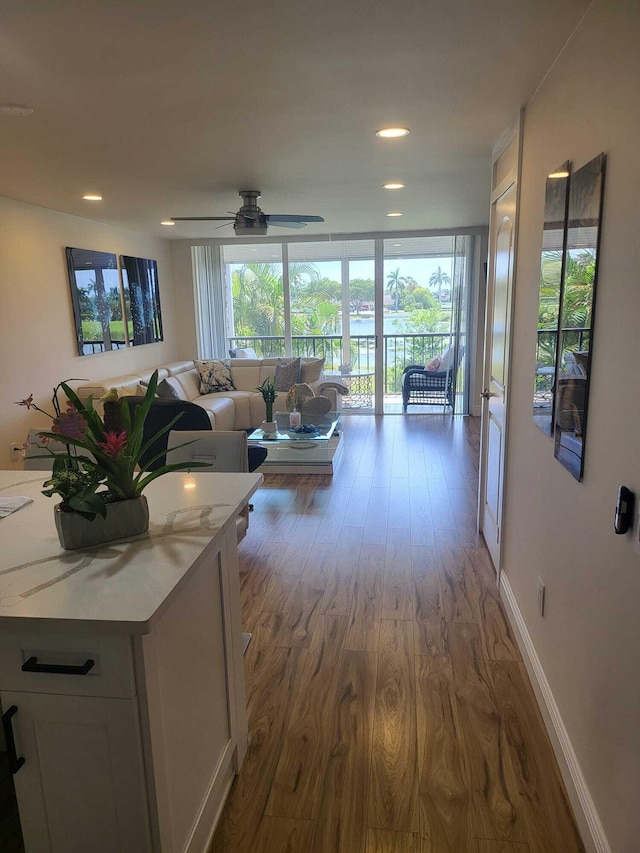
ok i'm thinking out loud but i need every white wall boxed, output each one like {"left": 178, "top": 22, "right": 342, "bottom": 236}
{"left": 169, "top": 240, "right": 198, "bottom": 357}
{"left": 504, "top": 2, "right": 640, "bottom": 850}
{"left": 0, "top": 197, "right": 185, "bottom": 468}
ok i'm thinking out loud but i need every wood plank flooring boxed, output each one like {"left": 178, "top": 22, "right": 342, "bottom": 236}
{"left": 211, "top": 415, "right": 585, "bottom": 853}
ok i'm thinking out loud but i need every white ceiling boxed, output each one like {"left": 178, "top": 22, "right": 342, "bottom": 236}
{"left": 0, "top": 0, "right": 589, "bottom": 240}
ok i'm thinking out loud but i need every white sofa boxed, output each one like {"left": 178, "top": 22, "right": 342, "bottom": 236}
{"left": 76, "top": 358, "right": 339, "bottom": 431}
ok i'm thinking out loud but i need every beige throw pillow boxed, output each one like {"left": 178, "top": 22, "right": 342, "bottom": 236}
{"left": 275, "top": 357, "right": 301, "bottom": 391}
{"left": 300, "top": 358, "right": 325, "bottom": 383}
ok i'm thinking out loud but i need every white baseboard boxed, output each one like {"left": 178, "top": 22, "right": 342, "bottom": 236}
{"left": 499, "top": 574, "right": 610, "bottom": 853}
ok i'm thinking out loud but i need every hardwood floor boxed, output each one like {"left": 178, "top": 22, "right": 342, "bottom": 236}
{"left": 211, "top": 414, "right": 585, "bottom": 853}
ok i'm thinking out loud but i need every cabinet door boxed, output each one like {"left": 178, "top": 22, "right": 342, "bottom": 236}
{"left": 140, "top": 527, "right": 247, "bottom": 852}
{"left": 1, "top": 691, "right": 151, "bottom": 853}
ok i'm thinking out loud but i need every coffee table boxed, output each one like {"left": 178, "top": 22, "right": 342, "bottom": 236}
{"left": 247, "top": 411, "right": 342, "bottom": 474}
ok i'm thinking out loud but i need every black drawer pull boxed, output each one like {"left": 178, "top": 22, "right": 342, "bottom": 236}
{"left": 21, "top": 656, "right": 95, "bottom": 676}
{"left": 2, "top": 706, "right": 25, "bottom": 774}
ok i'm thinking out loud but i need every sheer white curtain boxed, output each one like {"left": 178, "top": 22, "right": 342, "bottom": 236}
{"left": 191, "top": 245, "right": 227, "bottom": 359}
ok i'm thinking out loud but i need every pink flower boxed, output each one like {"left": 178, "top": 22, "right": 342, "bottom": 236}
{"left": 97, "top": 431, "right": 128, "bottom": 458}
{"left": 14, "top": 394, "right": 34, "bottom": 409}
{"left": 51, "top": 411, "right": 88, "bottom": 441}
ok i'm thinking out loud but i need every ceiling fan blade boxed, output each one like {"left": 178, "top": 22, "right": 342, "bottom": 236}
{"left": 265, "top": 214, "right": 324, "bottom": 224}
{"left": 267, "top": 220, "right": 307, "bottom": 229}
{"left": 170, "top": 216, "right": 235, "bottom": 221}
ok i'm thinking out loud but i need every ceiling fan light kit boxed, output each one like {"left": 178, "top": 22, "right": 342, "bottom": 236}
{"left": 171, "top": 190, "right": 324, "bottom": 236}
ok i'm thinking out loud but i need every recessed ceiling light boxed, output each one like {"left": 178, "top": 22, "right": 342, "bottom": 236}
{"left": 383, "top": 183, "right": 405, "bottom": 189}
{"left": 386, "top": 212, "right": 403, "bottom": 217}
{"left": 548, "top": 170, "right": 570, "bottom": 179}
{"left": 82, "top": 194, "right": 102, "bottom": 201}
{"left": 160, "top": 220, "right": 175, "bottom": 226}
{"left": 375, "top": 127, "right": 410, "bottom": 139}
{"left": 0, "top": 103, "right": 33, "bottom": 116}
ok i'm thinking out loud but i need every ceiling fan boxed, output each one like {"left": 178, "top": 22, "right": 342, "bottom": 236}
{"left": 171, "top": 190, "right": 324, "bottom": 236}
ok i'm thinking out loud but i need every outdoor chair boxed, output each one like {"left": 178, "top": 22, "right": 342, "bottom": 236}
{"left": 402, "top": 365, "right": 454, "bottom": 411}
{"left": 401, "top": 346, "right": 464, "bottom": 413}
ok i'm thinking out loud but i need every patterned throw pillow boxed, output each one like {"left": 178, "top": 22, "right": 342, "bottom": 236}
{"left": 425, "top": 355, "right": 442, "bottom": 372}
{"left": 300, "top": 357, "right": 325, "bottom": 383}
{"left": 275, "top": 357, "right": 301, "bottom": 391}
{"left": 195, "top": 359, "right": 236, "bottom": 394}
{"left": 426, "top": 346, "right": 453, "bottom": 373}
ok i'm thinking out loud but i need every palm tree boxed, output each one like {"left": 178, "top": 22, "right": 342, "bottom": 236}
{"left": 386, "top": 267, "right": 408, "bottom": 311}
{"left": 232, "top": 263, "right": 285, "bottom": 338}
{"left": 429, "top": 265, "right": 452, "bottom": 299}
{"left": 231, "top": 261, "right": 327, "bottom": 342}
{"left": 560, "top": 250, "right": 595, "bottom": 329}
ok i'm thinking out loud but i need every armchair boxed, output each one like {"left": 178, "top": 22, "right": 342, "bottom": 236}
{"left": 122, "top": 397, "right": 212, "bottom": 471}
{"left": 401, "top": 345, "right": 464, "bottom": 413}
{"left": 402, "top": 366, "right": 454, "bottom": 411}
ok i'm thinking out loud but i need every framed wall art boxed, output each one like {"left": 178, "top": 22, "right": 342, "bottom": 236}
{"left": 66, "top": 247, "right": 125, "bottom": 356}
{"left": 66, "top": 249, "right": 163, "bottom": 355}
{"left": 120, "top": 255, "right": 164, "bottom": 346}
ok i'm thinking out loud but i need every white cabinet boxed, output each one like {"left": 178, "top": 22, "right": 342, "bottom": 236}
{"left": 1, "top": 691, "right": 150, "bottom": 853}
{"left": 0, "top": 524, "right": 248, "bottom": 853}
{"left": 139, "top": 526, "right": 247, "bottom": 852}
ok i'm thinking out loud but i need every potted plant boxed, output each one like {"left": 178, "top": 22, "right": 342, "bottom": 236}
{"left": 256, "top": 376, "right": 277, "bottom": 435}
{"left": 16, "top": 371, "right": 208, "bottom": 549}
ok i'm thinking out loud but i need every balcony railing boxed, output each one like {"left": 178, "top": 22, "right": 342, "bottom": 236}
{"left": 229, "top": 333, "right": 458, "bottom": 393}
{"left": 81, "top": 340, "right": 127, "bottom": 355}
{"left": 535, "top": 327, "right": 590, "bottom": 367}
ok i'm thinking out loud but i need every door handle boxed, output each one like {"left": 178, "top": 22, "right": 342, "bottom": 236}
{"left": 2, "top": 705, "right": 25, "bottom": 774}
{"left": 480, "top": 388, "right": 496, "bottom": 400}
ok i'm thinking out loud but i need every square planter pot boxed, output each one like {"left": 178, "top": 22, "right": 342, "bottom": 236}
{"left": 54, "top": 496, "right": 149, "bottom": 550}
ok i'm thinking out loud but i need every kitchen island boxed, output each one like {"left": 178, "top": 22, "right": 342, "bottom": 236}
{"left": 0, "top": 470, "right": 261, "bottom": 853}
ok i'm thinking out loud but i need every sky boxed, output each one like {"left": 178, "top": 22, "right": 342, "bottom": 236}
{"left": 229, "top": 257, "right": 453, "bottom": 289}
{"left": 317, "top": 258, "right": 452, "bottom": 288}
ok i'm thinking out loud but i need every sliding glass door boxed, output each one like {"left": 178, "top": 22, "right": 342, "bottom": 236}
{"left": 288, "top": 241, "right": 377, "bottom": 412}
{"left": 381, "top": 235, "right": 470, "bottom": 413}
{"left": 218, "top": 231, "right": 475, "bottom": 415}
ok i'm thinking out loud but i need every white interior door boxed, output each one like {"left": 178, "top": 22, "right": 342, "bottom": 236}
{"left": 479, "top": 123, "right": 521, "bottom": 575}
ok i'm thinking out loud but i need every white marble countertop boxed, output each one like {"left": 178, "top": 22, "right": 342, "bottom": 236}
{"left": 0, "top": 471, "right": 262, "bottom": 635}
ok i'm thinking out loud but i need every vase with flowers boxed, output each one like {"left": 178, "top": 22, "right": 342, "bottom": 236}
{"left": 16, "top": 371, "right": 207, "bottom": 549}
